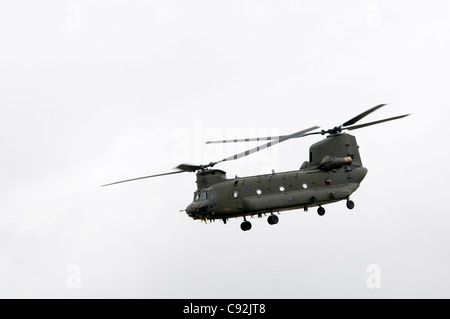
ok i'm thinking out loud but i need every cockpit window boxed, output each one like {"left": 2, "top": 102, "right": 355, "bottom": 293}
{"left": 194, "top": 189, "right": 212, "bottom": 202}
{"left": 199, "top": 190, "right": 208, "bottom": 200}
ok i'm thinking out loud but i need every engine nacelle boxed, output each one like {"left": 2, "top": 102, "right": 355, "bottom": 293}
{"left": 319, "top": 156, "right": 352, "bottom": 171}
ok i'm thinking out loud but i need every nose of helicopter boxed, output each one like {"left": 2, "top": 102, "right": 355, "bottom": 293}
{"left": 185, "top": 201, "right": 210, "bottom": 219}
{"left": 185, "top": 203, "right": 196, "bottom": 217}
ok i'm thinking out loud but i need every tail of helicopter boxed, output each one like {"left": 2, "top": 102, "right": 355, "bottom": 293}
{"left": 308, "top": 133, "right": 363, "bottom": 168}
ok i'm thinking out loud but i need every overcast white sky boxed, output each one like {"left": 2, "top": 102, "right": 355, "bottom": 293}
{"left": 1, "top": 1, "right": 450, "bottom": 298}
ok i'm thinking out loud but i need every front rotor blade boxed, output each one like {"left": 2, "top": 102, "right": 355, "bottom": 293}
{"left": 101, "top": 170, "right": 185, "bottom": 187}
{"left": 176, "top": 163, "right": 203, "bottom": 172}
{"left": 206, "top": 135, "right": 289, "bottom": 144}
{"left": 344, "top": 114, "right": 410, "bottom": 131}
{"left": 342, "top": 104, "right": 386, "bottom": 127}
{"left": 205, "top": 128, "right": 321, "bottom": 144}
{"left": 212, "top": 126, "right": 319, "bottom": 165}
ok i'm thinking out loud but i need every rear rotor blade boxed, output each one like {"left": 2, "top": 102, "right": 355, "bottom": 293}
{"left": 342, "top": 104, "right": 386, "bottom": 127}
{"left": 212, "top": 126, "right": 319, "bottom": 165}
{"left": 101, "top": 170, "right": 185, "bottom": 187}
{"left": 344, "top": 114, "right": 410, "bottom": 131}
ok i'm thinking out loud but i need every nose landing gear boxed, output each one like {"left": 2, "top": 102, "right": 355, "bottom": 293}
{"left": 240, "top": 217, "right": 252, "bottom": 231}
{"left": 240, "top": 213, "right": 281, "bottom": 231}
{"left": 317, "top": 206, "right": 325, "bottom": 216}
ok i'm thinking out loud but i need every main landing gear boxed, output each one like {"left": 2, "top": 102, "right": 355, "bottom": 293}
{"left": 316, "top": 199, "right": 355, "bottom": 216}
{"left": 268, "top": 214, "right": 279, "bottom": 225}
{"left": 241, "top": 200, "right": 355, "bottom": 230}
{"left": 346, "top": 199, "right": 355, "bottom": 210}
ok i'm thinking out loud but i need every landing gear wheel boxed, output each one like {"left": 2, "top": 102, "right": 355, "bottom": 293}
{"left": 346, "top": 200, "right": 355, "bottom": 210}
{"left": 317, "top": 206, "right": 325, "bottom": 216}
{"left": 268, "top": 215, "right": 279, "bottom": 225}
{"left": 240, "top": 221, "right": 252, "bottom": 231}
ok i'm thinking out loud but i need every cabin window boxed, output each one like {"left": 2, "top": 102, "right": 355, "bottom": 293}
{"left": 325, "top": 178, "right": 332, "bottom": 186}
{"left": 194, "top": 191, "right": 199, "bottom": 202}
{"left": 279, "top": 185, "right": 285, "bottom": 192}
{"left": 232, "top": 190, "right": 239, "bottom": 198}
{"left": 302, "top": 182, "right": 308, "bottom": 189}
{"left": 256, "top": 188, "right": 262, "bottom": 195}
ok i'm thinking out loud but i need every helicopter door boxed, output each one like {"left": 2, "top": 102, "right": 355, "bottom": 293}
{"left": 230, "top": 190, "right": 244, "bottom": 210}
{"left": 207, "top": 189, "right": 217, "bottom": 209}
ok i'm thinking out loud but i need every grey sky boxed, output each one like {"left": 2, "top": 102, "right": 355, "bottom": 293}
{"left": 1, "top": 1, "right": 449, "bottom": 298}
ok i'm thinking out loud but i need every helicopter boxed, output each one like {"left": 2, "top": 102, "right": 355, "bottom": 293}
{"left": 102, "top": 104, "right": 409, "bottom": 231}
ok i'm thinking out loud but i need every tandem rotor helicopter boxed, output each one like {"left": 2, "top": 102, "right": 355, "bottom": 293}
{"left": 103, "top": 104, "right": 409, "bottom": 231}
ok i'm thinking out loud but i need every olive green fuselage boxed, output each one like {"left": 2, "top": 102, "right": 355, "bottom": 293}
{"left": 185, "top": 133, "right": 368, "bottom": 221}
{"left": 186, "top": 166, "right": 367, "bottom": 220}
